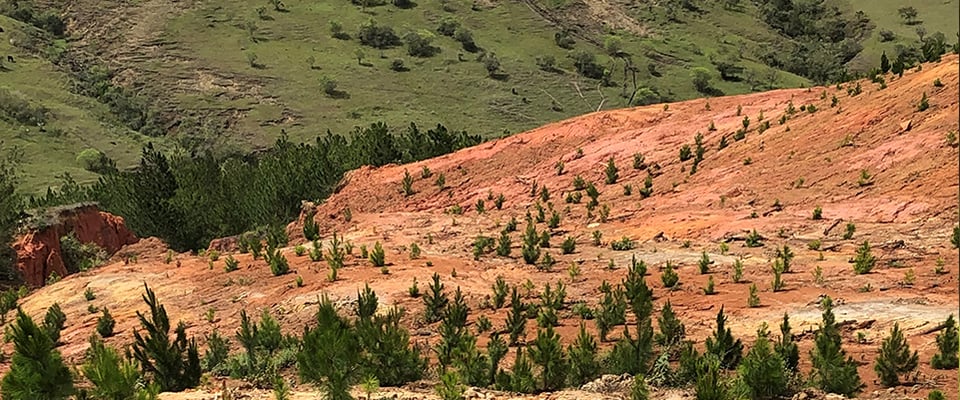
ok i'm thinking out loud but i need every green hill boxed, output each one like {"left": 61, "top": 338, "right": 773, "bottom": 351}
{"left": 0, "top": 0, "right": 956, "bottom": 194}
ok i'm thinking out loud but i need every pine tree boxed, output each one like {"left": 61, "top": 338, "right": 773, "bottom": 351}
{"left": 810, "top": 296, "right": 862, "bottom": 397}
{"left": 624, "top": 256, "right": 653, "bottom": 321}
{"left": 880, "top": 51, "right": 891, "bottom": 74}
{"left": 528, "top": 325, "right": 568, "bottom": 391}
{"left": 705, "top": 306, "right": 743, "bottom": 370}
{"left": 298, "top": 295, "right": 360, "bottom": 400}
{"left": 424, "top": 272, "right": 449, "bottom": 323}
{"left": 774, "top": 312, "right": 799, "bottom": 372}
{"left": 568, "top": 322, "right": 600, "bottom": 386}
{"left": 506, "top": 287, "right": 527, "bottom": 345}
{"left": 1, "top": 309, "right": 74, "bottom": 400}
{"left": 694, "top": 354, "right": 727, "bottom": 400}
{"left": 605, "top": 157, "right": 619, "bottom": 184}
{"left": 521, "top": 220, "right": 541, "bottom": 264}
{"left": 42, "top": 303, "right": 67, "bottom": 344}
{"left": 132, "top": 284, "right": 201, "bottom": 392}
{"left": 931, "top": 315, "right": 958, "bottom": 369}
{"left": 97, "top": 307, "right": 116, "bottom": 338}
{"left": 655, "top": 300, "right": 685, "bottom": 348}
{"left": 874, "top": 322, "right": 918, "bottom": 387}
{"left": 83, "top": 335, "right": 141, "bottom": 400}
{"left": 738, "top": 325, "right": 789, "bottom": 400}
{"left": 606, "top": 320, "right": 655, "bottom": 375}
{"left": 357, "top": 307, "right": 426, "bottom": 386}
{"left": 507, "top": 347, "right": 536, "bottom": 394}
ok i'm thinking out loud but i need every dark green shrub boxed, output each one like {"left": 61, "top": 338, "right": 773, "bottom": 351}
{"left": 528, "top": 325, "right": 568, "bottom": 391}
{"left": 203, "top": 330, "right": 230, "bottom": 372}
{"left": 303, "top": 214, "right": 320, "bottom": 241}
{"left": 358, "top": 20, "right": 401, "bottom": 49}
{"left": 661, "top": 262, "right": 680, "bottom": 288}
{"left": 605, "top": 157, "right": 619, "bottom": 184}
{"left": 561, "top": 237, "right": 575, "bottom": 254}
{"left": 775, "top": 313, "right": 800, "bottom": 372}
{"left": 853, "top": 240, "right": 875, "bottom": 274}
{"left": 506, "top": 287, "right": 526, "bottom": 345}
{"left": 604, "top": 320, "right": 655, "bottom": 375}
{"left": 521, "top": 221, "right": 541, "bottom": 264}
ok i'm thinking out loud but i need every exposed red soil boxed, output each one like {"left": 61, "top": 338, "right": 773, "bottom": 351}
{"left": 4, "top": 56, "right": 959, "bottom": 399}
{"left": 12, "top": 204, "right": 138, "bottom": 287}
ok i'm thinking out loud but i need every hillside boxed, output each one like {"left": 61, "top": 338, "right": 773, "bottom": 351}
{"left": 2, "top": 0, "right": 956, "bottom": 193}
{"left": 4, "top": 54, "right": 958, "bottom": 398}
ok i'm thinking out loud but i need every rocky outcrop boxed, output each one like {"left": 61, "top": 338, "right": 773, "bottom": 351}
{"left": 13, "top": 204, "right": 137, "bottom": 287}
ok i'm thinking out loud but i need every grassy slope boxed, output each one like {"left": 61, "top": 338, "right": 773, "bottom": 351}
{"left": 848, "top": 0, "right": 958, "bottom": 70}
{"left": 0, "top": 17, "right": 173, "bottom": 194}
{"left": 160, "top": 0, "right": 808, "bottom": 147}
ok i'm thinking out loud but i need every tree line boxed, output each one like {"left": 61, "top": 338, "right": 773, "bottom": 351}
{"left": 9, "top": 121, "right": 480, "bottom": 256}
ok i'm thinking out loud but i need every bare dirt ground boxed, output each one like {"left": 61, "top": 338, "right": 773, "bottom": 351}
{"left": 5, "top": 56, "right": 959, "bottom": 399}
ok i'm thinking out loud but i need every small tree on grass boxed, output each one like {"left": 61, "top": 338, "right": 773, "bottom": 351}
{"left": 705, "top": 306, "right": 743, "bottom": 370}
{"left": 810, "top": 296, "right": 862, "bottom": 397}
{"left": 1, "top": 309, "right": 74, "bottom": 400}
{"left": 133, "top": 284, "right": 201, "bottom": 392}
{"left": 874, "top": 323, "right": 918, "bottom": 387}
{"left": 931, "top": 315, "right": 958, "bottom": 369}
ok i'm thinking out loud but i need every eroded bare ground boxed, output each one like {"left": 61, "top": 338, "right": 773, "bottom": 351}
{"left": 6, "top": 56, "right": 959, "bottom": 399}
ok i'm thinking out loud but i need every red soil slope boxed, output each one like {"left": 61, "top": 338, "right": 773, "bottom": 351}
{"left": 6, "top": 56, "right": 959, "bottom": 399}
{"left": 13, "top": 204, "right": 138, "bottom": 287}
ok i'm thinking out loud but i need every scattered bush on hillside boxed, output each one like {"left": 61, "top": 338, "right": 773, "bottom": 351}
{"left": 0, "top": 89, "right": 48, "bottom": 126}
{"left": 405, "top": 32, "right": 440, "bottom": 57}
{"left": 570, "top": 51, "right": 603, "bottom": 79}
{"left": 358, "top": 20, "right": 401, "bottom": 49}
